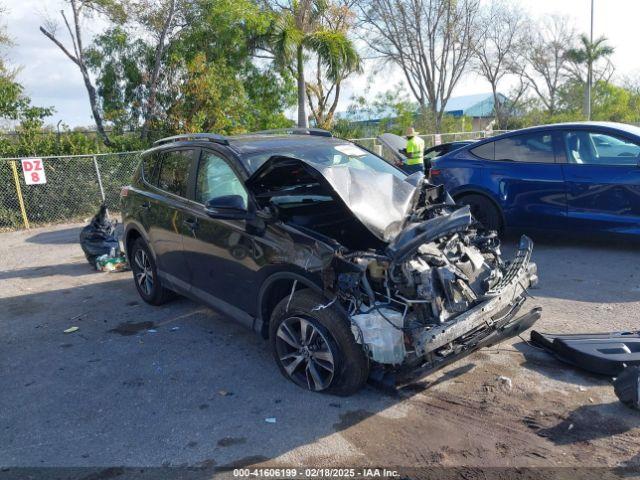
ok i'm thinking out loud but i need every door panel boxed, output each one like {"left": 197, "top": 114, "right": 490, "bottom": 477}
{"left": 181, "top": 149, "right": 262, "bottom": 313}
{"left": 480, "top": 131, "right": 567, "bottom": 229}
{"left": 561, "top": 130, "right": 640, "bottom": 234}
{"left": 144, "top": 149, "right": 195, "bottom": 285}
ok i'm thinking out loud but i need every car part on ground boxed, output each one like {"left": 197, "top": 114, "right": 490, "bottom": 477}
{"left": 614, "top": 366, "right": 640, "bottom": 410}
{"left": 79, "top": 204, "right": 120, "bottom": 266}
{"left": 530, "top": 330, "right": 640, "bottom": 376}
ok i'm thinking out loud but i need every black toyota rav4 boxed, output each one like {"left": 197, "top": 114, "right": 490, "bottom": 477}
{"left": 121, "top": 129, "right": 540, "bottom": 395}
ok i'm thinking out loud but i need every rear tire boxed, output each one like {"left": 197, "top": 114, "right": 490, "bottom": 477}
{"left": 457, "top": 194, "right": 503, "bottom": 233}
{"left": 129, "top": 237, "right": 174, "bottom": 306}
{"left": 269, "top": 289, "right": 369, "bottom": 396}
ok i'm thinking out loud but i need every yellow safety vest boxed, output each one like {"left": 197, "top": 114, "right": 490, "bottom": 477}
{"left": 406, "top": 136, "right": 425, "bottom": 165}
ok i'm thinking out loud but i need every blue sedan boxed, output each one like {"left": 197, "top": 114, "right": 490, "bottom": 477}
{"left": 429, "top": 122, "right": 640, "bottom": 236}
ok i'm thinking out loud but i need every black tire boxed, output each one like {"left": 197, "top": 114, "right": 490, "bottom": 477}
{"left": 269, "top": 289, "right": 369, "bottom": 396}
{"left": 457, "top": 194, "right": 503, "bottom": 232}
{"left": 129, "top": 237, "right": 174, "bottom": 306}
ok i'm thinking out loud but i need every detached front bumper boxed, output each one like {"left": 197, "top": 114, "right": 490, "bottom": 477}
{"left": 414, "top": 235, "right": 539, "bottom": 357}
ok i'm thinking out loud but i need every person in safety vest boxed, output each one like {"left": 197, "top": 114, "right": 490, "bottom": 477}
{"left": 402, "top": 126, "right": 425, "bottom": 174}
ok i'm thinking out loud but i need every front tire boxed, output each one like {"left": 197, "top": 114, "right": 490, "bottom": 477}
{"left": 129, "top": 237, "right": 174, "bottom": 306}
{"left": 457, "top": 194, "right": 503, "bottom": 232}
{"left": 269, "top": 289, "right": 369, "bottom": 396}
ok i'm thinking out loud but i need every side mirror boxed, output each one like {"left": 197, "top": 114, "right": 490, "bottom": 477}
{"left": 205, "top": 195, "right": 248, "bottom": 219}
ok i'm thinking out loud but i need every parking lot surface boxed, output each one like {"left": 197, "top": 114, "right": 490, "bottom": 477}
{"left": 1, "top": 223, "right": 640, "bottom": 470}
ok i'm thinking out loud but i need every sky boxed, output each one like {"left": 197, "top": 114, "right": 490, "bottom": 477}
{"left": 2, "top": 0, "right": 640, "bottom": 128}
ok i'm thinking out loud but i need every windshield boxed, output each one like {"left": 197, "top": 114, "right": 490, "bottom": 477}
{"left": 240, "top": 141, "right": 406, "bottom": 179}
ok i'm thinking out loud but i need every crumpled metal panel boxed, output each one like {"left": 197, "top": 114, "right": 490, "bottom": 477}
{"left": 307, "top": 164, "right": 418, "bottom": 242}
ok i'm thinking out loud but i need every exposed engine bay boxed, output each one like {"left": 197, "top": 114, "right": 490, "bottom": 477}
{"left": 247, "top": 155, "right": 540, "bottom": 374}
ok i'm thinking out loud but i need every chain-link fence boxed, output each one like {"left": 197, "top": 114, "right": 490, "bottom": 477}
{"left": 0, "top": 152, "right": 141, "bottom": 231}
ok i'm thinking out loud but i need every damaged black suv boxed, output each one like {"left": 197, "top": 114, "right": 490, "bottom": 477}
{"left": 121, "top": 129, "right": 539, "bottom": 395}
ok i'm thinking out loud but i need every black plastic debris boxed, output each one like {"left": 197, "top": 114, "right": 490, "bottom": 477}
{"left": 79, "top": 204, "right": 120, "bottom": 266}
{"left": 531, "top": 330, "right": 640, "bottom": 376}
{"left": 614, "top": 366, "right": 640, "bottom": 410}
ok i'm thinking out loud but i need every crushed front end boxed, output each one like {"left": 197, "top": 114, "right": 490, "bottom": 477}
{"left": 325, "top": 183, "right": 540, "bottom": 380}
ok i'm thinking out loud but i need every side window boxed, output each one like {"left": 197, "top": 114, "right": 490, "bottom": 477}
{"left": 564, "top": 131, "right": 640, "bottom": 166}
{"left": 196, "top": 151, "right": 248, "bottom": 208}
{"left": 158, "top": 150, "right": 193, "bottom": 197}
{"left": 470, "top": 141, "right": 495, "bottom": 160}
{"left": 142, "top": 153, "right": 160, "bottom": 186}
{"left": 424, "top": 146, "right": 444, "bottom": 160}
{"left": 494, "top": 132, "right": 555, "bottom": 163}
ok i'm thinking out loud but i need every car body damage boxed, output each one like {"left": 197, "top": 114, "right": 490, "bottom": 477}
{"left": 247, "top": 155, "right": 540, "bottom": 376}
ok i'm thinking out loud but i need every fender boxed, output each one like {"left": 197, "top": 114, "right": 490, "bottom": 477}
{"left": 256, "top": 269, "right": 335, "bottom": 338}
{"left": 123, "top": 221, "right": 153, "bottom": 260}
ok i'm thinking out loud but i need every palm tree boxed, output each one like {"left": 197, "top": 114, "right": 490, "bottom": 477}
{"left": 268, "top": 0, "right": 361, "bottom": 128}
{"left": 566, "top": 34, "right": 615, "bottom": 119}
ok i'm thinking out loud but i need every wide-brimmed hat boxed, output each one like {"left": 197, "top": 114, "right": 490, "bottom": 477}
{"left": 405, "top": 127, "right": 419, "bottom": 136}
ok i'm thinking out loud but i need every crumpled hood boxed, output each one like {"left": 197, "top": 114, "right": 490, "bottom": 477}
{"left": 245, "top": 155, "right": 422, "bottom": 242}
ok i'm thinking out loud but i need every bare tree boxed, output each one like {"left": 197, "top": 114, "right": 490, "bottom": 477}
{"left": 131, "top": 0, "right": 185, "bottom": 141}
{"left": 40, "top": 0, "right": 125, "bottom": 146}
{"left": 474, "top": 0, "right": 525, "bottom": 128}
{"left": 357, "top": 0, "right": 480, "bottom": 132}
{"left": 513, "top": 15, "right": 575, "bottom": 115}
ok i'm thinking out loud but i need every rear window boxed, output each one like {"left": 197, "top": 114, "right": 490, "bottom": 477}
{"left": 157, "top": 150, "right": 194, "bottom": 197}
{"left": 470, "top": 142, "right": 495, "bottom": 160}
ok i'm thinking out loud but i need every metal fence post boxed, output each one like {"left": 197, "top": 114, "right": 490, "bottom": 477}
{"left": 10, "top": 160, "right": 30, "bottom": 229}
{"left": 93, "top": 154, "right": 106, "bottom": 202}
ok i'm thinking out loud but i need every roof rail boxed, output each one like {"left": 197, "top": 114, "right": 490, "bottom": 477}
{"left": 253, "top": 128, "right": 332, "bottom": 138}
{"left": 153, "top": 133, "right": 229, "bottom": 147}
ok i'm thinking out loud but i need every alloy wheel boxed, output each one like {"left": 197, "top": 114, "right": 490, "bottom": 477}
{"left": 133, "top": 249, "right": 154, "bottom": 296}
{"left": 275, "top": 316, "right": 335, "bottom": 391}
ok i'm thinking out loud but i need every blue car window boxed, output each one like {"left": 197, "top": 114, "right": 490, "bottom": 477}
{"left": 470, "top": 142, "right": 495, "bottom": 160}
{"left": 494, "top": 133, "right": 555, "bottom": 163}
{"left": 564, "top": 131, "right": 640, "bottom": 166}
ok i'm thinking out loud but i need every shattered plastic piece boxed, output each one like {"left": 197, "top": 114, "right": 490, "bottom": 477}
{"left": 265, "top": 417, "right": 276, "bottom": 424}
{"left": 497, "top": 375, "right": 512, "bottom": 391}
{"left": 614, "top": 366, "right": 640, "bottom": 410}
{"left": 218, "top": 390, "right": 232, "bottom": 396}
{"left": 351, "top": 308, "right": 405, "bottom": 365}
{"left": 170, "top": 326, "right": 180, "bottom": 332}
{"left": 147, "top": 329, "right": 157, "bottom": 333}
{"left": 63, "top": 326, "right": 79, "bottom": 334}
{"left": 531, "top": 330, "right": 640, "bottom": 376}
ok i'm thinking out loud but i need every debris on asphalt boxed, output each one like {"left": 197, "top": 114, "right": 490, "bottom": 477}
{"left": 147, "top": 329, "right": 157, "bottom": 333}
{"left": 497, "top": 375, "right": 512, "bottom": 391}
{"left": 265, "top": 417, "right": 276, "bottom": 424}
{"left": 95, "top": 253, "right": 128, "bottom": 272}
{"left": 218, "top": 390, "right": 232, "bottom": 397}
{"left": 63, "top": 326, "right": 79, "bottom": 334}
{"left": 170, "top": 326, "right": 180, "bottom": 332}
{"left": 614, "top": 366, "right": 640, "bottom": 410}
